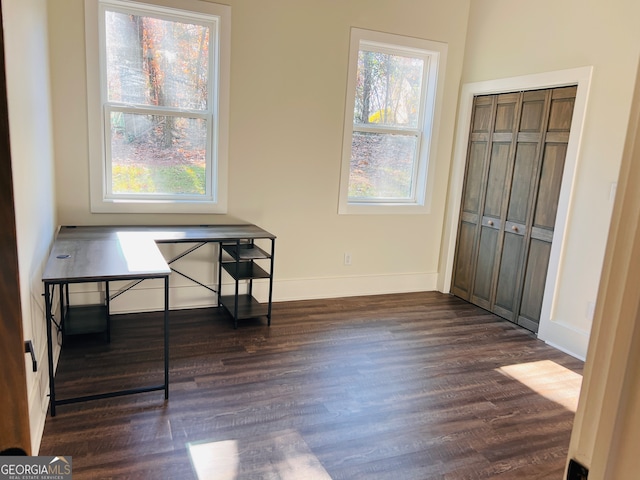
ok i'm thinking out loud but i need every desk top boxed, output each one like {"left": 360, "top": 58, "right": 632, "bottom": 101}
{"left": 43, "top": 224, "right": 275, "bottom": 284}
{"left": 55, "top": 224, "right": 276, "bottom": 242}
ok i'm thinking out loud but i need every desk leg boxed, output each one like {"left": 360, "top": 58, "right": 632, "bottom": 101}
{"left": 217, "top": 243, "right": 223, "bottom": 307}
{"left": 268, "top": 238, "right": 275, "bottom": 327}
{"left": 105, "top": 282, "right": 111, "bottom": 344}
{"left": 234, "top": 239, "right": 240, "bottom": 329}
{"left": 44, "top": 283, "right": 56, "bottom": 417}
{"left": 164, "top": 275, "right": 169, "bottom": 400}
{"left": 58, "top": 285, "right": 65, "bottom": 345}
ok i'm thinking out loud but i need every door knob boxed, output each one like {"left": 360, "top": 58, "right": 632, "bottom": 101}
{"left": 488, "top": 220, "right": 494, "bottom": 226}
{"left": 512, "top": 225, "right": 519, "bottom": 232}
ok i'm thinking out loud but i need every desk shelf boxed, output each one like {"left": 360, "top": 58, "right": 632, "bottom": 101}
{"left": 219, "top": 294, "right": 269, "bottom": 319}
{"left": 222, "top": 243, "right": 270, "bottom": 260}
{"left": 221, "top": 262, "right": 270, "bottom": 280}
{"left": 64, "top": 304, "right": 108, "bottom": 337}
{"left": 219, "top": 240, "right": 275, "bottom": 328}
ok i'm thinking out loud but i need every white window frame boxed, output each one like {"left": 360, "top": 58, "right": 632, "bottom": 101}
{"left": 338, "top": 28, "right": 447, "bottom": 215}
{"left": 85, "top": 0, "right": 230, "bottom": 214}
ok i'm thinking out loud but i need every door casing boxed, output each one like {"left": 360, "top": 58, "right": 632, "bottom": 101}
{"left": 439, "top": 67, "right": 592, "bottom": 356}
{"left": 0, "top": 0, "right": 31, "bottom": 454}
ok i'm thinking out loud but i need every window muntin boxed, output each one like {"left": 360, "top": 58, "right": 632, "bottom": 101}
{"left": 339, "top": 29, "right": 446, "bottom": 214}
{"left": 86, "top": 0, "right": 230, "bottom": 213}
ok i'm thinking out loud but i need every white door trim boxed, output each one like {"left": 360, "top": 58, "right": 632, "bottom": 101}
{"left": 439, "top": 66, "right": 593, "bottom": 350}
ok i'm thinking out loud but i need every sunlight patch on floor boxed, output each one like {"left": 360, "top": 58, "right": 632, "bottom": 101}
{"left": 189, "top": 440, "right": 239, "bottom": 480}
{"left": 496, "top": 360, "right": 583, "bottom": 412}
{"left": 187, "top": 429, "right": 332, "bottom": 480}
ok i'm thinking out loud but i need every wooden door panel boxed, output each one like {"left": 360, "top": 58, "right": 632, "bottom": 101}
{"left": 493, "top": 232, "right": 524, "bottom": 320}
{"left": 520, "top": 100, "right": 544, "bottom": 131}
{"left": 548, "top": 87, "right": 577, "bottom": 131}
{"left": 507, "top": 142, "right": 537, "bottom": 224}
{"left": 548, "top": 99, "right": 575, "bottom": 130}
{"left": 472, "top": 226, "right": 498, "bottom": 308}
{"left": 484, "top": 142, "right": 511, "bottom": 218}
{"left": 451, "top": 95, "right": 496, "bottom": 303}
{"left": 545, "top": 131, "right": 570, "bottom": 143}
{"left": 451, "top": 221, "right": 477, "bottom": 299}
{"left": 534, "top": 143, "right": 568, "bottom": 229}
{"left": 515, "top": 87, "right": 574, "bottom": 332}
{"left": 494, "top": 93, "right": 519, "bottom": 132}
{"left": 472, "top": 97, "right": 494, "bottom": 133}
{"left": 492, "top": 90, "right": 546, "bottom": 323}
{"left": 531, "top": 226, "right": 554, "bottom": 243}
{"left": 519, "top": 89, "right": 547, "bottom": 132}
{"left": 462, "top": 141, "right": 488, "bottom": 215}
{"left": 519, "top": 238, "right": 552, "bottom": 332}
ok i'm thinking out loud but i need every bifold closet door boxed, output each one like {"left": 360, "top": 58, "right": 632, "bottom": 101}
{"left": 451, "top": 86, "right": 576, "bottom": 333}
{"left": 516, "top": 87, "right": 576, "bottom": 331}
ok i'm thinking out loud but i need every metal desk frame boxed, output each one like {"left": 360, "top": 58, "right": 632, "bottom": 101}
{"left": 43, "top": 277, "right": 169, "bottom": 417}
{"left": 42, "top": 224, "right": 275, "bottom": 416}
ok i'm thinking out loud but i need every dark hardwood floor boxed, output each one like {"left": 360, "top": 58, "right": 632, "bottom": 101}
{"left": 39, "top": 292, "right": 583, "bottom": 479}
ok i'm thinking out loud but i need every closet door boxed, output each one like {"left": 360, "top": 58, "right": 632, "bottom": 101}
{"left": 470, "top": 93, "right": 520, "bottom": 310}
{"left": 450, "top": 95, "right": 495, "bottom": 301}
{"left": 517, "top": 87, "right": 576, "bottom": 331}
{"left": 493, "top": 89, "right": 549, "bottom": 321}
{"left": 452, "top": 86, "right": 576, "bottom": 333}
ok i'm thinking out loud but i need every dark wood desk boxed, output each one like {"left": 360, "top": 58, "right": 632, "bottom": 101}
{"left": 42, "top": 224, "right": 275, "bottom": 416}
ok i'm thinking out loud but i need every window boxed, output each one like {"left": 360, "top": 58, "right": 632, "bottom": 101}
{"left": 85, "top": 0, "right": 230, "bottom": 213}
{"left": 338, "top": 28, "right": 447, "bottom": 214}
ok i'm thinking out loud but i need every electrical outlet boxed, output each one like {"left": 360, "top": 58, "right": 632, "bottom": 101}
{"left": 344, "top": 252, "right": 352, "bottom": 266}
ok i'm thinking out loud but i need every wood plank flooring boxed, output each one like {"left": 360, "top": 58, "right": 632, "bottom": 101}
{"left": 39, "top": 292, "right": 583, "bottom": 479}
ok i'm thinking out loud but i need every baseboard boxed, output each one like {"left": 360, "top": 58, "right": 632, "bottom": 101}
{"left": 30, "top": 297, "right": 62, "bottom": 455}
{"left": 538, "top": 319, "right": 589, "bottom": 361}
{"left": 271, "top": 272, "right": 438, "bottom": 301}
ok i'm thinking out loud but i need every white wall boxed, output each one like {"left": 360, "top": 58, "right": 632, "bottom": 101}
{"left": 2, "top": 0, "right": 58, "bottom": 454}
{"left": 567, "top": 58, "right": 640, "bottom": 479}
{"left": 442, "top": 0, "right": 640, "bottom": 359}
{"left": 48, "top": 0, "right": 471, "bottom": 307}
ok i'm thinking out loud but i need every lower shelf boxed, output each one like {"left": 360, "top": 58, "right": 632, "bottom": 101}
{"left": 64, "top": 304, "right": 108, "bottom": 336}
{"left": 219, "top": 294, "right": 268, "bottom": 320}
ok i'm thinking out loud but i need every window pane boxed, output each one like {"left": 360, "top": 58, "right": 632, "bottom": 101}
{"left": 353, "top": 50, "right": 424, "bottom": 128}
{"left": 105, "top": 10, "right": 210, "bottom": 110}
{"left": 110, "top": 112, "right": 207, "bottom": 196}
{"left": 349, "top": 131, "right": 418, "bottom": 199}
